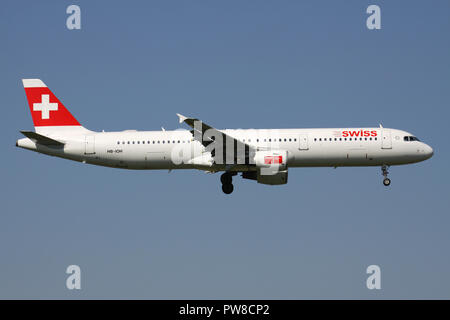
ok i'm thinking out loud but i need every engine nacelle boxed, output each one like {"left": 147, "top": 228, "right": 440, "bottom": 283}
{"left": 257, "top": 169, "right": 288, "bottom": 185}
{"left": 253, "top": 150, "right": 288, "bottom": 185}
{"left": 254, "top": 150, "right": 287, "bottom": 170}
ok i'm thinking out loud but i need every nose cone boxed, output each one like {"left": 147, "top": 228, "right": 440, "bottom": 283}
{"left": 424, "top": 144, "right": 434, "bottom": 159}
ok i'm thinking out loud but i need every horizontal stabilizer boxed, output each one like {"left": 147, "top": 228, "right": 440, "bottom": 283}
{"left": 20, "top": 131, "right": 65, "bottom": 146}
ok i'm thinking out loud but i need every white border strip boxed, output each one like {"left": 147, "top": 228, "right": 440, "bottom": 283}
{"left": 22, "top": 79, "right": 47, "bottom": 88}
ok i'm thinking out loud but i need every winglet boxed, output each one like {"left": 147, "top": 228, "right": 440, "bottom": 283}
{"left": 176, "top": 113, "right": 188, "bottom": 124}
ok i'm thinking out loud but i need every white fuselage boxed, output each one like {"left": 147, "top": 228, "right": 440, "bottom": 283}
{"left": 17, "top": 127, "right": 434, "bottom": 171}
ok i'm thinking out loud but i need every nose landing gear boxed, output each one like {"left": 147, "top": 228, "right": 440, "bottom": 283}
{"left": 381, "top": 165, "right": 391, "bottom": 186}
{"left": 221, "top": 172, "right": 235, "bottom": 194}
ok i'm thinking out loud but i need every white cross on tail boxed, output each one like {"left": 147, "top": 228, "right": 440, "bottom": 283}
{"left": 33, "top": 94, "right": 58, "bottom": 119}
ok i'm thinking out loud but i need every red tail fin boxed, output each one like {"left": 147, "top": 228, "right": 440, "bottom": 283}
{"left": 22, "top": 79, "right": 81, "bottom": 128}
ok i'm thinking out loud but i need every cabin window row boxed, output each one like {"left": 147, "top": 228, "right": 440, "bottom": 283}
{"left": 117, "top": 140, "right": 192, "bottom": 145}
{"left": 243, "top": 138, "right": 297, "bottom": 143}
{"left": 314, "top": 137, "right": 378, "bottom": 142}
{"left": 116, "top": 138, "right": 299, "bottom": 145}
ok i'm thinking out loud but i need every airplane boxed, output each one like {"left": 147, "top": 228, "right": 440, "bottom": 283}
{"left": 16, "top": 79, "right": 433, "bottom": 194}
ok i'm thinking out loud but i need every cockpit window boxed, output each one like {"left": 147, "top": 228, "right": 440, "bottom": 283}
{"left": 404, "top": 136, "right": 420, "bottom": 142}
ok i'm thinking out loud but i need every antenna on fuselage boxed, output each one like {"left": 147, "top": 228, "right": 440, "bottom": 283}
{"left": 379, "top": 123, "right": 383, "bottom": 128}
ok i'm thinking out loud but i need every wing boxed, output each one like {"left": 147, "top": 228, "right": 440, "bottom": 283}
{"left": 176, "top": 113, "right": 255, "bottom": 166}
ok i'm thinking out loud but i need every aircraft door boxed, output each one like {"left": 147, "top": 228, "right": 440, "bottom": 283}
{"left": 381, "top": 129, "right": 392, "bottom": 149}
{"left": 299, "top": 134, "right": 309, "bottom": 150}
{"left": 84, "top": 135, "right": 95, "bottom": 154}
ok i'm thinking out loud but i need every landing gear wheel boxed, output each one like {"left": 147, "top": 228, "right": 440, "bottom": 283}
{"left": 222, "top": 183, "right": 234, "bottom": 194}
{"left": 220, "top": 173, "right": 232, "bottom": 185}
{"left": 381, "top": 165, "right": 391, "bottom": 187}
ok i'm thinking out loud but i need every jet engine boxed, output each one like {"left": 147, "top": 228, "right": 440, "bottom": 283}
{"left": 242, "top": 150, "right": 289, "bottom": 185}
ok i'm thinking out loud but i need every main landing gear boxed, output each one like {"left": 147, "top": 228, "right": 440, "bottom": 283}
{"left": 381, "top": 165, "right": 391, "bottom": 186}
{"left": 221, "top": 172, "right": 236, "bottom": 194}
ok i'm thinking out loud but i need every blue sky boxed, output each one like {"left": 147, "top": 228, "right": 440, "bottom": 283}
{"left": 1, "top": 0, "right": 449, "bottom": 298}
